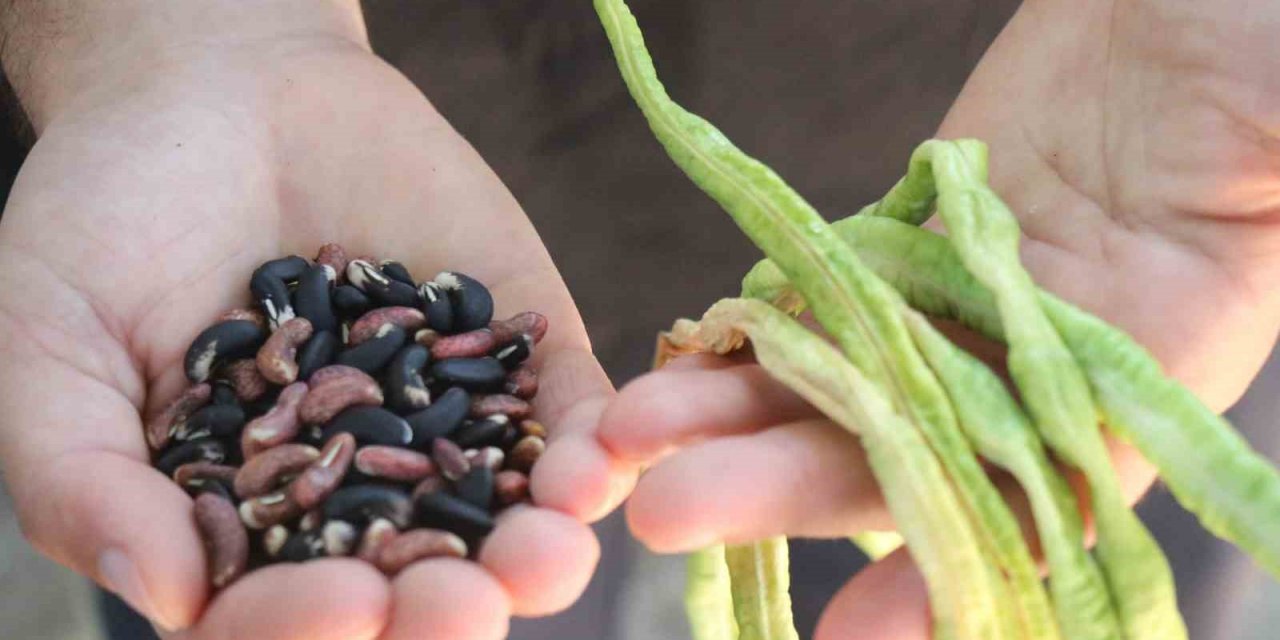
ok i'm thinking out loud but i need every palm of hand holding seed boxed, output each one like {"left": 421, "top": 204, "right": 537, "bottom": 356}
{"left": 0, "top": 42, "right": 631, "bottom": 640}
{"left": 600, "top": 1, "right": 1280, "bottom": 638}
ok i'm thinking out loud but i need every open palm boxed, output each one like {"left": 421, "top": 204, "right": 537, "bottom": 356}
{"left": 0, "top": 42, "right": 630, "bottom": 639}
{"left": 599, "top": 1, "right": 1280, "bottom": 637}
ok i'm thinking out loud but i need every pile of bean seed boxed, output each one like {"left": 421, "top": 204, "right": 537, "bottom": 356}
{"left": 145, "top": 244, "right": 548, "bottom": 588}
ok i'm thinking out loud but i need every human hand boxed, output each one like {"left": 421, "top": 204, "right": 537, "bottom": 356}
{"left": 598, "top": 0, "right": 1280, "bottom": 637}
{"left": 0, "top": 2, "right": 633, "bottom": 637}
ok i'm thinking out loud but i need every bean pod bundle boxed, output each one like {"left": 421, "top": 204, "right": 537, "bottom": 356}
{"left": 595, "top": 1, "right": 1280, "bottom": 639}
{"left": 148, "top": 244, "right": 548, "bottom": 588}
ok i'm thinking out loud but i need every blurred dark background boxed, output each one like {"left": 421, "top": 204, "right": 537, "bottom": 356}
{"left": 2, "top": 1, "right": 1278, "bottom": 638}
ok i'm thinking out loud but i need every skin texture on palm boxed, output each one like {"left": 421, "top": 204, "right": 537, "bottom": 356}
{"left": 599, "top": 0, "right": 1280, "bottom": 638}
{"left": 0, "top": 5, "right": 635, "bottom": 638}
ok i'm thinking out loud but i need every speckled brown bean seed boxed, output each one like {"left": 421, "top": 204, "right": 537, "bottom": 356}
{"left": 218, "top": 308, "right": 267, "bottom": 329}
{"left": 489, "top": 311, "right": 549, "bottom": 344}
{"left": 239, "top": 491, "right": 303, "bottom": 530}
{"left": 470, "top": 394, "right": 532, "bottom": 420}
{"left": 298, "top": 365, "right": 383, "bottom": 425}
{"left": 356, "top": 518, "right": 399, "bottom": 564}
{"left": 354, "top": 446, "right": 437, "bottom": 483}
{"left": 233, "top": 444, "right": 320, "bottom": 498}
{"left": 348, "top": 307, "right": 427, "bottom": 346}
{"left": 519, "top": 419, "right": 548, "bottom": 439}
{"left": 289, "top": 433, "right": 356, "bottom": 510}
{"left": 494, "top": 470, "right": 531, "bottom": 506}
{"left": 508, "top": 436, "right": 545, "bottom": 474}
{"left": 432, "top": 438, "right": 471, "bottom": 481}
{"left": 315, "top": 243, "right": 349, "bottom": 281}
{"left": 430, "top": 329, "right": 498, "bottom": 360}
{"left": 242, "top": 382, "right": 308, "bottom": 458}
{"left": 256, "top": 317, "right": 313, "bottom": 385}
{"left": 147, "top": 383, "right": 212, "bottom": 450}
{"left": 222, "top": 359, "right": 270, "bottom": 403}
{"left": 505, "top": 366, "right": 539, "bottom": 399}
{"left": 376, "top": 529, "right": 468, "bottom": 575}
{"left": 194, "top": 493, "right": 249, "bottom": 588}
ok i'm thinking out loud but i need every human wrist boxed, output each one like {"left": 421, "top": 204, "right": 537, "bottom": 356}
{"left": 2, "top": 0, "right": 368, "bottom": 130}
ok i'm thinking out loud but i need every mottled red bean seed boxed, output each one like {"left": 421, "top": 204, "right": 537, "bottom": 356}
{"left": 298, "top": 366, "right": 383, "bottom": 425}
{"left": 413, "top": 329, "right": 442, "bottom": 347}
{"left": 356, "top": 518, "right": 399, "bottom": 564}
{"left": 519, "top": 419, "right": 548, "bottom": 439}
{"left": 242, "top": 382, "right": 308, "bottom": 458}
{"left": 256, "top": 317, "right": 313, "bottom": 385}
{"left": 430, "top": 329, "right": 498, "bottom": 360}
{"left": 494, "top": 470, "right": 531, "bottom": 506}
{"left": 376, "top": 529, "right": 468, "bottom": 575}
{"left": 218, "top": 308, "right": 267, "bottom": 329}
{"left": 508, "top": 435, "right": 545, "bottom": 474}
{"left": 147, "top": 383, "right": 211, "bottom": 450}
{"left": 348, "top": 307, "right": 427, "bottom": 346}
{"left": 239, "top": 491, "right": 303, "bottom": 530}
{"left": 489, "top": 311, "right": 548, "bottom": 344}
{"left": 290, "top": 433, "right": 356, "bottom": 510}
{"left": 411, "top": 475, "right": 448, "bottom": 500}
{"left": 432, "top": 438, "right": 471, "bottom": 481}
{"left": 194, "top": 493, "right": 249, "bottom": 588}
{"left": 354, "top": 446, "right": 437, "bottom": 483}
{"left": 234, "top": 444, "right": 321, "bottom": 498}
{"left": 221, "top": 359, "right": 269, "bottom": 403}
{"left": 505, "top": 366, "right": 539, "bottom": 399}
{"left": 315, "top": 243, "right": 349, "bottom": 281}
{"left": 470, "top": 394, "right": 532, "bottom": 420}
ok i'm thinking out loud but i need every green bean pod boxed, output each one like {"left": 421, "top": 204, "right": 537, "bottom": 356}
{"left": 662, "top": 297, "right": 1010, "bottom": 639}
{"left": 747, "top": 213, "right": 1280, "bottom": 580}
{"left": 595, "top": 2, "right": 1053, "bottom": 635}
{"left": 686, "top": 545, "right": 740, "bottom": 640}
{"left": 902, "top": 308, "right": 1123, "bottom": 640}
{"left": 724, "top": 538, "right": 800, "bottom": 640}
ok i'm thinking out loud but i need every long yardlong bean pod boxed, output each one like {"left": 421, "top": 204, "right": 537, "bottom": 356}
{"left": 661, "top": 297, "right": 1008, "bottom": 640}
{"left": 746, "top": 214, "right": 1280, "bottom": 579}
{"left": 724, "top": 540, "right": 800, "bottom": 640}
{"left": 594, "top": 2, "right": 1052, "bottom": 636}
{"left": 902, "top": 308, "right": 1123, "bottom": 640}
{"left": 686, "top": 545, "right": 740, "bottom": 640}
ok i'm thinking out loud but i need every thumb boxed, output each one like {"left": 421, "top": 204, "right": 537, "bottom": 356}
{"left": 0, "top": 353, "right": 207, "bottom": 632}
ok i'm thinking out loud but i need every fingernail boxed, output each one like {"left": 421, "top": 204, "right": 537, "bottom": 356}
{"left": 98, "top": 548, "right": 179, "bottom": 632}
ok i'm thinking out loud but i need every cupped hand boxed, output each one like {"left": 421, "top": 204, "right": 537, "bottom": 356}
{"left": 599, "top": 0, "right": 1280, "bottom": 638}
{"left": 0, "top": 37, "right": 634, "bottom": 639}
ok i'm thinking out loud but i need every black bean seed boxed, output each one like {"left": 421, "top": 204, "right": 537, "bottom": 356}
{"left": 491, "top": 334, "right": 533, "bottom": 370}
{"left": 190, "top": 478, "right": 237, "bottom": 502}
{"left": 366, "top": 280, "right": 420, "bottom": 308}
{"left": 451, "top": 415, "right": 509, "bottom": 449}
{"left": 254, "top": 256, "right": 310, "bottom": 282}
{"left": 346, "top": 259, "right": 390, "bottom": 292}
{"left": 211, "top": 382, "right": 239, "bottom": 407}
{"left": 332, "top": 285, "right": 371, "bottom": 319}
{"left": 184, "top": 320, "right": 268, "bottom": 383}
{"left": 405, "top": 387, "right": 471, "bottom": 449}
{"left": 278, "top": 530, "right": 327, "bottom": 563}
{"left": 499, "top": 424, "right": 520, "bottom": 450}
{"left": 429, "top": 357, "right": 507, "bottom": 392}
{"left": 335, "top": 325, "right": 406, "bottom": 374}
{"left": 293, "top": 265, "right": 338, "bottom": 334}
{"left": 322, "top": 407, "right": 413, "bottom": 447}
{"left": 249, "top": 273, "right": 295, "bottom": 331}
{"left": 414, "top": 491, "right": 495, "bottom": 540}
{"left": 298, "top": 425, "right": 326, "bottom": 449}
{"left": 183, "top": 404, "right": 246, "bottom": 440}
{"left": 323, "top": 485, "right": 413, "bottom": 528}
{"left": 380, "top": 260, "right": 416, "bottom": 286}
{"left": 386, "top": 344, "right": 432, "bottom": 413}
{"left": 434, "top": 272, "right": 493, "bottom": 333}
{"left": 296, "top": 331, "right": 340, "bottom": 381}
{"left": 418, "top": 282, "right": 454, "bottom": 334}
{"left": 455, "top": 466, "right": 494, "bottom": 511}
{"left": 155, "top": 438, "right": 226, "bottom": 476}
